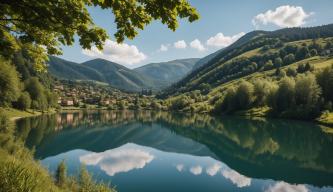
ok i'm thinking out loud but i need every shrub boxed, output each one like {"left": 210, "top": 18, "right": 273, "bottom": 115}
{"left": 16, "top": 92, "right": 32, "bottom": 110}
{"left": 235, "top": 81, "right": 254, "bottom": 109}
{"left": 274, "top": 77, "right": 295, "bottom": 112}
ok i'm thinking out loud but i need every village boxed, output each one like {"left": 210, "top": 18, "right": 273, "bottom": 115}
{"left": 53, "top": 80, "right": 154, "bottom": 109}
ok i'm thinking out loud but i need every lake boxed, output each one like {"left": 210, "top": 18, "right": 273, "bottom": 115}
{"left": 15, "top": 110, "right": 333, "bottom": 192}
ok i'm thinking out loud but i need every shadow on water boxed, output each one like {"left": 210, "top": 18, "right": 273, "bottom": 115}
{"left": 15, "top": 110, "right": 333, "bottom": 187}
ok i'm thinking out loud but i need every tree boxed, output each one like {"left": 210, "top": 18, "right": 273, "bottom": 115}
{"left": 24, "top": 77, "right": 48, "bottom": 110}
{"left": 0, "top": 0, "right": 199, "bottom": 71}
{"left": 316, "top": 65, "right": 333, "bottom": 103}
{"left": 24, "top": 77, "right": 44, "bottom": 100}
{"left": 310, "top": 49, "right": 318, "bottom": 57}
{"left": 45, "top": 90, "right": 58, "bottom": 108}
{"left": 274, "top": 57, "right": 283, "bottom": 67}
{"left": 0, "top": 59, "right": 20, "bottom": 106}
{"left": 253, "top": 79, "right": 274, "bottom": 106}
{"left": 263, "top": 60, "right": 274, "bottom": 70}
{"left": 295, "top": 46, "right": 310, "bottom": 60}
{"left": 235, "top": 81, "right": 254, "bottom": 109}
{"left": 295, "top": 73, "right": 321, "bottom": 107}
{"left": 16, "top": 92, "right": 31, "bottom": 110}
{"left": 170, "top": 95, "right": 190, "bottom": 110}
{"left": 286, "top": 67, "right": 297, "bottom": 77}
{"left": 297, "top": 62, "right": 314, "bottom": 73}
{"left": 56, "top": 160, "right": 67, "bottom": 187}
{"left": 283, "top": 53, "right": 295, "bottom": 65}
{"left": 214, "top": 86, "right": 237, "bottom": 112}
{"left": 199, "top": 83, "right": 211, "bottom": 95}
{"left": 275, "top": 77, "right": 295, "bottom": 112}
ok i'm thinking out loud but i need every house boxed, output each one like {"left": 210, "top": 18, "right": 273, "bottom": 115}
{"left": 100, "top": 99, "right": 110, "bottom": 106}
{"left": 61, "top": 99, "right": 74, "bottom": 106}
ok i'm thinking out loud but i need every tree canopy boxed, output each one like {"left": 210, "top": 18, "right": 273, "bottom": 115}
{"left": 0, "top": 0, "right": 199, "bottom": 71}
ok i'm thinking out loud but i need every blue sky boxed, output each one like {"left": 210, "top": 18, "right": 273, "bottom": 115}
{"left": 59, "top": 0, "right": 333, "bottom": 68}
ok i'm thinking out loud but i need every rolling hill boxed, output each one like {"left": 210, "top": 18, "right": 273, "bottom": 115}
{"left": 162, "top": 24, "right": 333, "bottom": 97}
{"left": 47, "top": 56, "right": 106, "bottom": 82}
{"left": 48, "top": 57, "right": 155, "bottom": 92}
{"left": 134, "top": 58, "right": 199, "bottom": 88}
{"left": 159, "top": 24, "right": 333, "bottom": 118}
{"left": 47, "top": 57, "right": 199, "bottom": 92}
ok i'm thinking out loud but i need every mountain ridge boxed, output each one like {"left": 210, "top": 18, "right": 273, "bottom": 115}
{"left": 47, "top": 56, "right": 199, "bottom": 92}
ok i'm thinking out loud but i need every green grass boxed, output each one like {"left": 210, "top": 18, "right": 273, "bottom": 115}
{"left": 235, "top": 107, "right": 271, "bottom": 117}
{"left": 317, "top": 112, "right": 333, "bottom": 127}
{"left": 0, "top": 108, "right": 43, "bottom": 120}
{"left": 0, "top": 150, "right": 62, "bottom": 192}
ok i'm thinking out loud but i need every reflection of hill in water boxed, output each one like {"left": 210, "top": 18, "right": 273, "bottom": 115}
{"left": 15, "top": 110, "right": 333, "bottom": 187}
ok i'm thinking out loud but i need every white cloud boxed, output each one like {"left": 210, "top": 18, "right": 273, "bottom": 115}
{"left": 222, "top": 170, "right": 251, "bottom": 188}
{"left": 190, "top": 39, "right": 206, "bottom": 51}
{"left": 252, "top": 5, "right": 313, "bottom": 28}
{"left": 206, "top": 32, "right": 245, "bottom": 48}
{"left": 206, "top": 163, "right": 221, "bottom": 176}
{"left": 79, "top": 147, "right": 154, "bottom": 176}
{"left": 176, "top": 164, "right": 184, "bottom": 172}
{"left": 174, "top": 40, "right": 187, "bottom": 49}
{"left": 266, "top": 181, "right": 308, "bottom": 192}
{"left": 159, "top": 44, "right": 169, "bottom": 52}
{"left": 82, "top": 39, "right": 146, "bottom": 65}
{"left": 190, "top": 165, "right": 202, "bottom": 175}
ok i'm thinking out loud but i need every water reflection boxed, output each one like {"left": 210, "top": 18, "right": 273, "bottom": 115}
{"left": 15, "top": 110, "right": 333, "bottom": 192}
{"left": 221, "top": 170, "right": 252, "bottom": 188}
{"left": 79, "top": 144, "right": 154, "bottom": 176}
{"left": 265, "top": 182, "right": 308, "bottom": 192}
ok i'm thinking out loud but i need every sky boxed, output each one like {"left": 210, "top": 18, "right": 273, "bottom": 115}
{"left": 59, "top": 0, "right": 333, "bottom": 69}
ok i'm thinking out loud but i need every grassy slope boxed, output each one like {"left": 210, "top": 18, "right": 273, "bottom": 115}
{"left": 166, "top": 38, "right": 333, "bottom": 125}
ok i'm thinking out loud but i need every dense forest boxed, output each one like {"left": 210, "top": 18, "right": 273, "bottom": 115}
{"left": 0, "top": 51, "right": 58, "bottom": 111}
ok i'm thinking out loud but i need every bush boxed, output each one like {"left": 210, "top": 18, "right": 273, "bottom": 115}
{"left": 253, "top": 79, "right": 276, "bottom": 106}
{"left": 295, "top": 73, "right": 321, "bottom": 107}
{"left": 213, "top": 86, "right": 237, "bottom": 113}
{"left": 16, "top": 92, "right": 32, "bottom": 110}
{"left": 286, "top": 67, "right": 297, "bottom": 77}
{"left": 283, "top": 53, "right": 295, "bottom": 65}
{"left": 235, "top": 81, "right": 254, "bottom": 109}
{"left": 316, "top": 65, "right": 333, "bottom": 103}
{"left": 274, "top": 77, "right": 295, "bottom": 112}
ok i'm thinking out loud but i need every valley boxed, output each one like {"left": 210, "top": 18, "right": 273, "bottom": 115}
{"left": 1, "top": 1, "right": 333, "bottom": 191}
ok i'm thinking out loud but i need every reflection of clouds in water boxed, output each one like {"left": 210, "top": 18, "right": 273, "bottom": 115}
{"left": 266, "top": 181, "right": 308, "bottom": 192}
{"left": 190, "top": 165, "right": 202, "bottom": 175}
{"left": 79, "top": 147, "right": 154, "bottom": 176}
{"left": 222, "top": 170, "right": 251, "bottom": 188}
{"left": 206, "top": 163, "right": 221, "bottom": 176}
{"left": 176, "top": 164, "right": 184, "bottom": 172}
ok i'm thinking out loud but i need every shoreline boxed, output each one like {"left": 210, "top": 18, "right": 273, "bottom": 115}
{"left": 4, "top": 107, "right": 333, "bottom": 131}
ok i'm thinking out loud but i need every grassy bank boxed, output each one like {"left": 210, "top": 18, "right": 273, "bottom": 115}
{"left": 0, "top": 109, "right": 116, "bottom": 191}
{"left": 232, "top": 107, "right": 333, "bottom": 131}
{"left": 0, "top": 108, "right": 42, "bottom": 120}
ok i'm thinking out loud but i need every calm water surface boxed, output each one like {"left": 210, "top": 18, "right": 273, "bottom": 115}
{"left": 15, "top": 110, "right": 333, "bottom": 192}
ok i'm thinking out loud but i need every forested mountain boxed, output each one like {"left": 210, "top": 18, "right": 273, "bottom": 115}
{"left": 48, "top": 57, "right": 199, "bottom": 92}
{"left": 134, "top": 58, "right": 199, "bottom": 88}
{"left": 82, "top": 59, "right": 158, "bottom": 91}
{"left": 192, "top": 49, "right": 223, "bottom": 70}
{"left": 162, "top": 24, "right": 333, "bottom": 96}
{"left": 161, "top": 24, "right": 333, "bottom": 120}
{"left": 48, "top": 56, "right": 106, "bottom": 82}
{"left": 48, "top": 57, "right": 155, "bottom": 92}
